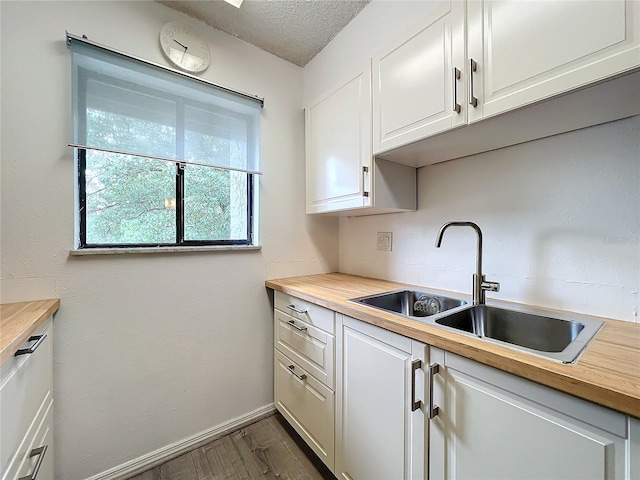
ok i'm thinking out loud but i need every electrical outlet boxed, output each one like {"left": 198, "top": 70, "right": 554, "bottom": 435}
{"left": 377, "top": 232, "right": 392, "bottom": 251}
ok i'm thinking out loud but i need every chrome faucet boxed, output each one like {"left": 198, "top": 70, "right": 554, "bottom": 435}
{"left": 435, "top": 221, "right": 500, "bottom": 305}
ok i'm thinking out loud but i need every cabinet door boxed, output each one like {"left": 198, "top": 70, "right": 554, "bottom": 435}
{"left": 373, "top": 1, "right": 466, "bottom": 154}
{"left": 305, "top": 62, "right": 372, "bottom": 214}
{"left": 430, "top": 349, "right": 628, "bottom": 480}
{"left": 336, "top": 316, "right": 426, "bottom": 480}
{"left": 467, "top": 0, "right": 640, "bottom": 122}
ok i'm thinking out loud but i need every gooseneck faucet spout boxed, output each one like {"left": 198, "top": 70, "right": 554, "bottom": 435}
{"left": 435, "top": 221, "right": 484, "bottom": 276}
{"left": 435, "top": 221, "right": 499, "bottom": 305}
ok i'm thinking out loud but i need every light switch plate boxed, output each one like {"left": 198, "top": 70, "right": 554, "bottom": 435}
{"left": 377, "top": 232, "right": 392, "bottom": 251}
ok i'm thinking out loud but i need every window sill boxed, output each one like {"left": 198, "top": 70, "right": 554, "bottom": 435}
{"left": 69, "top": 245, "right": 262, "bottom": 256}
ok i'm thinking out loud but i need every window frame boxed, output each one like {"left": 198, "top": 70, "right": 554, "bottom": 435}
{"left": 73, "top": 58, "right": 258, "bottom": 250}
{"left": 77, "top": 149, "right": 255, "bottom": 249}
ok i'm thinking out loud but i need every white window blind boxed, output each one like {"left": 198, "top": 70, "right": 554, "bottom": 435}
{"left": 68, "top": 34, "right": 262, "bottom": 175}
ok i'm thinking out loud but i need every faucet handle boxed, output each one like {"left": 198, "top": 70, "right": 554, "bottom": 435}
{"left": 481, "top": 280, "right": 500, "bottom": 293}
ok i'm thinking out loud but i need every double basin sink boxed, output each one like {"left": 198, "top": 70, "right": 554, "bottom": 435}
{"left": 351, "top": 289, "right": 603, "bottom": 364}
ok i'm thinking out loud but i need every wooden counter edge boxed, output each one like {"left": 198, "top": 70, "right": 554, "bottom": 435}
{"left": 0, "top": 299, "right": 60, "bottom": 367}
{"left": 265, "top": 278, "right": 640, "bottom": 418}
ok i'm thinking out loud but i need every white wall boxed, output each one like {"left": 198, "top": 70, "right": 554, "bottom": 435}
{"left": 305, "top": 0, "right": 640, "bottom": 322}
{"left": 0, "top": 1, "right": 337, "bottom": 478}
{"left": 339, "top": 117, "right": 640, "bottom": 321}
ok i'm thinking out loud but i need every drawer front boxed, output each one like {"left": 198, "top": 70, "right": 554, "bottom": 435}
{"left": 275, "top": 292, "right": 335, "bottom": 334}
{"left": 3, "top": 399, "right": 53, "bottom": 480}
{"left": 0, "top": 320, "right": 52, "bottom": 472}
{"left": 274, "top": 350, "right": 335, "bottom": 471}
{"left": 275, "top": 309, "right": 335, "bottom": 388}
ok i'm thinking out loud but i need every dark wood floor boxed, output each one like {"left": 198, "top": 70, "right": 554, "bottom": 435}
{"left": 128, "top": 414, "right": 335, "bottom": 480}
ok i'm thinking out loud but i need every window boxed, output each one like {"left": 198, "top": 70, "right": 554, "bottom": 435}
{"left": 68, "top": 35, "right": 262, "bottom": 249}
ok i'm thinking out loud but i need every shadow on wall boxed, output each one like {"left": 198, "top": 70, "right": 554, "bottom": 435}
{"left": 530, "top": 227, "right": 639, "bottom": 315}
{"left": 338, "top": 117, "right": 640, "bottom": 321}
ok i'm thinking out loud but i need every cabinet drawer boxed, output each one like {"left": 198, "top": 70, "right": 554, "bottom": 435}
{"left": 9, "top": 401, "right": 54, "bottom": 480}
{"left": 275, "top": 309, "right": 335, "bottom": 388}
{"left": 275, "top": 292, "right": 334, "bottom": 334}
{"left": 0, "top": 320, "right": 52, "bottom": 472}
{"left": 274, "top": 350, "right": 335, "bottom": 471}
{"left": 5, "top": 399, "right": 54, "bottom": 480}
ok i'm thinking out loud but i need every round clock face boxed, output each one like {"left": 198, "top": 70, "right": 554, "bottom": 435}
{"left": 160, "top": 22, "right": 210, "bottom": 73}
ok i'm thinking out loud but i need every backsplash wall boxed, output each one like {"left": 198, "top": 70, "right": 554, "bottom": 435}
{"left": 339, "top": 115, "right": 640, "bottom": 322}
{"left": 303, "top": 0, "right": 639, "bottom": 323}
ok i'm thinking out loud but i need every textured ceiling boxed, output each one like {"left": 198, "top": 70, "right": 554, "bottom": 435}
{"left": 158, "top": 0, "right": 371, "bottom": 67}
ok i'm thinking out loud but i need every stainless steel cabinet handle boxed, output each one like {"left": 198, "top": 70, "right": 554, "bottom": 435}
{"left": 287, "top": 364, "right": 307, "bottom": 381}
{"left": 287, "top": 319, "right": 308, "bottom": 332}
{"left": 15, "top": 334, "right": 47, "bottom": 356}
{"left": 18, "top": 445, "right": 48, "bottom": 480}
{"left": 452, "top": 67, "right": 461, "bottom": 113}
{"left": 286, "top": 304, "right": 307, "bottom": 315}
{"left": 411, "top": 359, "right": 423, "bottom": 412}
{"left": 362, "top": 166, "right": 369, "bottom": 198}
{"left": 428, "top": 363, "right": 441, "bottom": 419}
{"left": 468, "top": 58, "right": 478, "bottom": 107}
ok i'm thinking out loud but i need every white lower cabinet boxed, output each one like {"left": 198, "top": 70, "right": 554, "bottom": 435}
{"left": 274, "top": 350, "right": 335, "bottom": 468}
{"left": 273, "top": 292, "right": 336, "bottom": 470}
{"left": 336, "top": 315, "right": 427, "bottom": 480}
{"left": 429, "top": 348, "right": 634, "bottom": 480}
{"left": 272, "top": 292, "right": 640, "bottom": 480}
{"left": 1, "top": 319, "right": 54, "bottom": 480}
{"left": 13, "top": 401, "right": 53, "bottom": 480}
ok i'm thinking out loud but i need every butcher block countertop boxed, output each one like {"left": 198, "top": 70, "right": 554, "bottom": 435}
{"left": 266, "top": 273, "right": 640, "bottom": 418}
{"left": 0, "top": 299, "right": 60, "bottom": 367}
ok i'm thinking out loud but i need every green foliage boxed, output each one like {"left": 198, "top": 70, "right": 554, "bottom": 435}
{"left": 83, "top": 109, "right": 241, "bottom": 245}
{"left": 184, "top": 165, "right": 231, "bottom": 240}
{"left": 85, "top": 153, "right": 176, "bottom": 244}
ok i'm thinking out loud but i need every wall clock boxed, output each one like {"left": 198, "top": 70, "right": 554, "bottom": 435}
{"left": 160, "top": 21, "right": 210, "bottom": 74}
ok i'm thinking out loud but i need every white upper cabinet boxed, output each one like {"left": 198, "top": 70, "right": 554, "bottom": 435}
{"left": 467, "top": 0, "right": 640, "bottom": 122}
{"left": 305, "top": 0, "right": 640, "bottom": 210}
{"left": 373, "top": 0, "right": 640, "bottom": 166}
{"left": 373, "top": 1, "right": 466, "bottom": 154}
{"left": 305, "top": 62, "right": 416, "bottom": 216}
{"left": 306, "top": 62, "right": 372, "bottom": 214}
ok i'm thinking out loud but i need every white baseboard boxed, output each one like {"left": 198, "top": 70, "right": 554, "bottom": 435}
{"left": 87, "top": 403, "right": 276, "bottom": 480}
